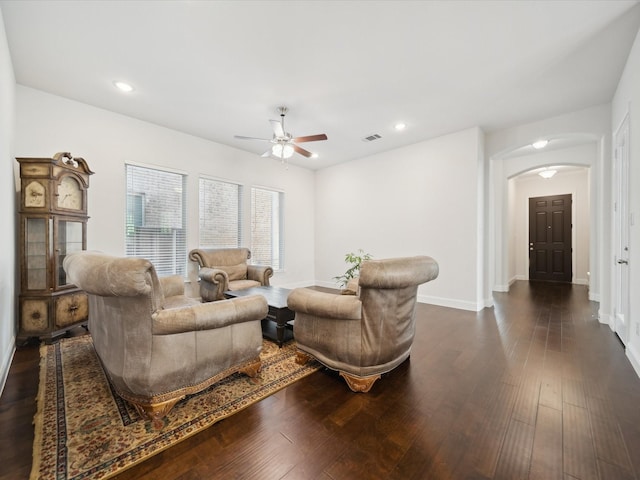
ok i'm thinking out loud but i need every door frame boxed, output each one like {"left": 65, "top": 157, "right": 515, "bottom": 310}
{"left": 528, "top": 193, "right": 573, "bottom": 283}
{"left": 613, "top": 112, "right": 631, "bottom": 346}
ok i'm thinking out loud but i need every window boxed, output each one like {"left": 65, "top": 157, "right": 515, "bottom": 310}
{"left": 251, "top": 187, "right": 284, "bottom": 270}
{"left": 125, "top": 164, "right": 187, "bottom": 276}
{"left": 199, "top": 177, "right": 243, "bottom": 248}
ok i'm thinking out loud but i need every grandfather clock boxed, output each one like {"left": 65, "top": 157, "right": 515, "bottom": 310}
{"left": 17, "top": 152, "right": 94, "bottom": 342}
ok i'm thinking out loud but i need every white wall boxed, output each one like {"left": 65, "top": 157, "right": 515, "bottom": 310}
{"left": 14, "top": 86, "right": 317, "bottom": 289}
{"left": 612, "top": 26, "right": 640, "bottom": 376}
{"left": 0, "top": 7, "right": 16, "bottom": 394}
{"left": 511, "top": 165, "right": 590, "bottom": 284}
{"left": 315, "top": 127, "right": 484, "bottom": 311}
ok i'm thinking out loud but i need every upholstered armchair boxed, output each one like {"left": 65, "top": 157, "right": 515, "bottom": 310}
{"left": 189, "top": 247, "right": 273, "bottom": 302}
{"left": 287, "top": 256, "right": 439, "bottom": 392}
{"left": 63, "top": 251, "right": 268, "bottom": 429}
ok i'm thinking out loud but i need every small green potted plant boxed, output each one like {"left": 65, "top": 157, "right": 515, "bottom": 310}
{"left": 333, "top": 249, "right": 372, "bottom": 292}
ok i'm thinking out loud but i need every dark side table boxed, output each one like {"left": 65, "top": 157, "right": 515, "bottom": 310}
{"left": 224, "top": 286, "right": 294, "bottom": 347}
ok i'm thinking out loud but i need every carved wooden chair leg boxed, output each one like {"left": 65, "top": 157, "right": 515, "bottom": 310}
{"left": 339, "top": 372, "right": 381, "bottom": 393}
{"left": 238, "top": 358, "right": 262, "bottom": 377}
{"left": 132, "top": 397, "right": 183, "bottom": 430}
{"left": 295, "top": 350, "right": 312, "bottom": 365}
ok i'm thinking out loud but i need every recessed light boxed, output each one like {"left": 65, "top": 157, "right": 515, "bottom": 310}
{"left": 532, "top": 139, "right": 548, "bottom": 149}
{"left": 394, "top": 123, "right": 407, "bottom": 131}
{"left": 113, "top": 81, "right": 134, "bottom": 93}
{"left": 311, "top": 153, "right": 319, "bottom": 159}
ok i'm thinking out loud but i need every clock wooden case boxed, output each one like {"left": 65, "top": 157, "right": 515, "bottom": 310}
{"left": 17, "top": 152, "right": 94, "bottom": 342}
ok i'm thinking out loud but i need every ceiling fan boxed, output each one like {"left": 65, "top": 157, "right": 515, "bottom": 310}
{"left": 234, "top": 106, "right": 327, "bottom": 160}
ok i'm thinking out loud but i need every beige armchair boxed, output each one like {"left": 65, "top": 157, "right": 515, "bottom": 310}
{"left": 63, "top": 251, "right": 268, "bottom": 429}
{"left": 189, "top": 247, "right": 273, "bottom": 302}
{"left": 287, "top": 256, "right": 439, "bottom": 393}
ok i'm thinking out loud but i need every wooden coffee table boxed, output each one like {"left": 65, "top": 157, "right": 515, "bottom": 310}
{"left": 224, "top": 286, "right": 294, "bottom": 347}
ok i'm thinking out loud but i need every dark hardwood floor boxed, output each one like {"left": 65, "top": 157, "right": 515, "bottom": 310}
{"left": 2, "top": 281, "right": 640, "bottom": 479}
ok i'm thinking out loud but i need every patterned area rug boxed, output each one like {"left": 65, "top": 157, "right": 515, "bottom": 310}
{"left": 31, "top": 335, "right": 320, "bottom": 480}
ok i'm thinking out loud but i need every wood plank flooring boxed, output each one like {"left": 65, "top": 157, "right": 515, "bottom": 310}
{"left": 2, "top": 280, "right": 640, "bottom": 479}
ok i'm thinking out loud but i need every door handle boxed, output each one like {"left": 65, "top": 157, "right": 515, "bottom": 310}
{"left": 617, "top": 259, "right": 629, "bottom": 265}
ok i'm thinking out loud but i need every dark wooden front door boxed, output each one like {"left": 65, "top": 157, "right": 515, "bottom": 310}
{"left": 529, "top": 194, "right": 572, "bottom": 282}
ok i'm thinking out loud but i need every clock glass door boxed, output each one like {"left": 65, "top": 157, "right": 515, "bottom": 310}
{"left": 56, "top": 219, "right": 84, "bottom": 288}
{"left": 25, "top": 217, "right": 48, "bottom": 290}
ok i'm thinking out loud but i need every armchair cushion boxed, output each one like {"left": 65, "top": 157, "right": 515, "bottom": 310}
{"left": 223, "top": 262, "right": 248, "bottom": 281}
{"left": 228, "top": 279, "right": 262, "bottom": 291}
{"left": 159, "top": 274, "right": 187, "bottom": 298}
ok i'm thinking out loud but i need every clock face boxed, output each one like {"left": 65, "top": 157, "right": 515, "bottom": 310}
{"left": 24, "top": 181, "right": 46, "bottom": 208}
{"left": 57, "top": 176, "right": 83, "bottom": 210}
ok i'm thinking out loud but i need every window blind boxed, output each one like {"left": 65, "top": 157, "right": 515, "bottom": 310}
{"left": 125, "top": 164, "right": 187, "bottom": 276}
{"left": 199, "top": 177, "right": 243, "bottom": 248}
{"left": 251, "top": 187, "right": 284, "bottom": 270}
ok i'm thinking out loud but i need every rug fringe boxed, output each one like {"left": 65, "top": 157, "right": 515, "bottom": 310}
{"left": 29, "top": 342, "right": 49, "bottom": 480}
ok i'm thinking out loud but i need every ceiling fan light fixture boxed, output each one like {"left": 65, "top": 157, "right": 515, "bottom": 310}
{"left": 236, "top": 107, "right": 327, "bottom": 160}
{"left": 272, "top": 143, "right": 294, "bottom": 159}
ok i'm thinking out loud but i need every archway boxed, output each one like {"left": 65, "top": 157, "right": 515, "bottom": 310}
{"left": 489, "top": 133, "right": 603, "bottom": 303}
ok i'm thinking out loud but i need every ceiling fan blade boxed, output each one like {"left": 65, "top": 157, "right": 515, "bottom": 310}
{"left": 293, "top": 144, "right": 312, "bottom": 158}
{"left": 293, "top": 134, "right": 328, "bottom": 143}
{"left": 234, "top": 135, "right": 271, "bottom": 141}
{"left": 270, "top": 119, "right": 284, "bottom": 138}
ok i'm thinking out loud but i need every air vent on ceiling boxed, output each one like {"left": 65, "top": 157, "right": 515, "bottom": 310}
{"left": 362, "top": 133, "right": 382, "bottom": 142}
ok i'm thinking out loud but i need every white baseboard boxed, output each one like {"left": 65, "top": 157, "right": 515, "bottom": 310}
{"left": 482, "top": 296, "right": 494, "bottom": 309}
{"left": 598, "top": 310, "right": 613, "bottom": 329}
{"left": 494, "top": 276, "right": 523, "bottom": 293}
{"left": 0, "top": 338, "right": 16, "bottom": 398}
{"left": 627, "top": 343, "right": 640, "bottom": 379}
{"left": 574, "top": 277, "right": 588, "bottom": 285}
{"left": 417, "top": 294, "right": 484, "bottom": 312}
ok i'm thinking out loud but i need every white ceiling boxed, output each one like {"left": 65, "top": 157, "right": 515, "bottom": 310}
{"left": 2, "top": 0, "right": 639, "bottom": 169}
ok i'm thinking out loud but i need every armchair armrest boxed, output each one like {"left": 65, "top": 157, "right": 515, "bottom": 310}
{"left": 287, "top": 288, "right": 362, "bottom": 320}
{"left": 198, "top": 267, "right": 229, "bottom": 285}
{"left": 247, "top": 264, "right": 273, "bottom": 286}
{"left": 198, "top": 267, "right": 229, "bottom": 302}
{"left": 342, "top": 277, "right": 360, "bottom": 295}
{"left": 188, "top": 249, "right": 207, "bottom": 267}
{"left": 152, "top": 295, "right": 268, "bottom": 335}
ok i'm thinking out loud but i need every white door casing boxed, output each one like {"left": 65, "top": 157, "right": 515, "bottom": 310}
{"left": 613, "top": 113, "right": 631, "bottom": 346}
